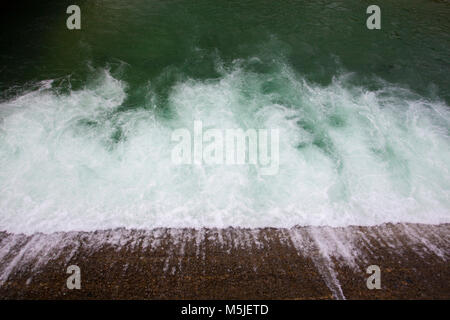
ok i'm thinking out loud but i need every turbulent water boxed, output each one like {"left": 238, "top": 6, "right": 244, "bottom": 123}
{"left": 0, "top": 0, "right": 449, "bottom": 234}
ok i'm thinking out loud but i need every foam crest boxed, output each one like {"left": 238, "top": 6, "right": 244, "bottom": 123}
{"left": 0, "top": 64, "right": 449, "bottom": 234}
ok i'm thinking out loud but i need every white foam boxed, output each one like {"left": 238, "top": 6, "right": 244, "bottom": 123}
{"left": 0, "top": 64, "right": 449, "bottom": 234}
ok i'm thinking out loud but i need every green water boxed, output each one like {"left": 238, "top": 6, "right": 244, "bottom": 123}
{"left": 2, "top": 0, "right": 449, "bottom": 101}
{"left": 0, "top": 0, "right": 450, "bottom": 233}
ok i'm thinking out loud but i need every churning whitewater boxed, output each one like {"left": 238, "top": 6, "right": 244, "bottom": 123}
{"left": 0, "top": 60, "right": 449, "bottom": 234}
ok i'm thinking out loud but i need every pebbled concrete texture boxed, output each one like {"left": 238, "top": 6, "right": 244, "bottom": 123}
{"left": 0, "top": 223, "right": 448, "bottom": 299}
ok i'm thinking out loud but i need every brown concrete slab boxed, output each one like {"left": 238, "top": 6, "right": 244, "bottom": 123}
{"left": 0, "top": 223, "right": 448, "bottom": 299}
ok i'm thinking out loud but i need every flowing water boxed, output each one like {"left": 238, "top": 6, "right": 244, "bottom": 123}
{"left": 1, "top": 0, "right": 450, "bottom": 234}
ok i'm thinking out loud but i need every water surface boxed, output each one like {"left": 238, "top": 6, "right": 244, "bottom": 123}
{"left": 0, "top": 0, "right": 449, "bottom": 233}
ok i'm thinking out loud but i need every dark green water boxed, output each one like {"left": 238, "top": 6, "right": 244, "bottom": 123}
{"left": 0, "top": 0, "right": 450, "bottom": 233}
{"left": 2, "top": 0, "right": 449, "bottom": 102}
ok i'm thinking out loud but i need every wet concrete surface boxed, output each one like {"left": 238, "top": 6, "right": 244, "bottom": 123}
{"left": 0, "top": 223, "right": 448, "bottom": 299}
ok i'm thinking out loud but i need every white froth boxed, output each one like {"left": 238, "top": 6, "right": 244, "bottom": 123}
{"left": 0, "top": 65, "right": 449, "bottom": 234}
